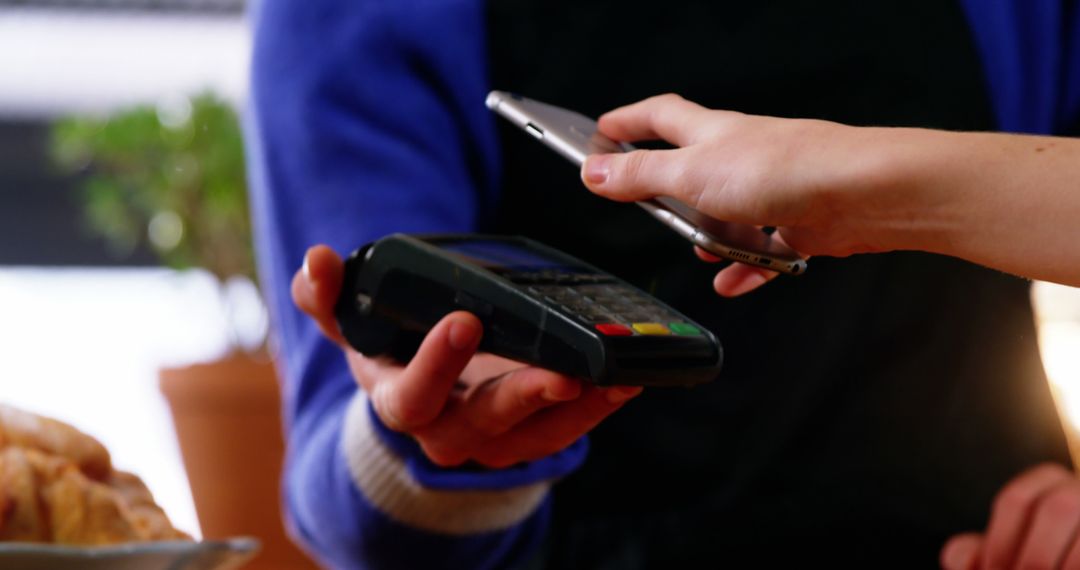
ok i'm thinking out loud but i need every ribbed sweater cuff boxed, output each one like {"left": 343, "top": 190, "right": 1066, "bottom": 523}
{"left": 339, "top": 391, "right": 550, "bottom": 535}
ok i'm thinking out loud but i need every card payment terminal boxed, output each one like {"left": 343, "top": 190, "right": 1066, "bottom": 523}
{"left": 334, "top": 234, "right": 723, "bottom": 387}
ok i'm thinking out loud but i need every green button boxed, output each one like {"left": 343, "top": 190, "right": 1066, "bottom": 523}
{"left": 668, "top": 322, "right": 702, "bottom": 336}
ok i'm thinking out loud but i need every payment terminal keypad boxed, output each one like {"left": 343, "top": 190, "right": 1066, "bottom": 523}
{"left": 339, "top": 234, "right": 722, "bottom": 386}
{"left": 512, "top": 273, "right": 703, "bottom": 338}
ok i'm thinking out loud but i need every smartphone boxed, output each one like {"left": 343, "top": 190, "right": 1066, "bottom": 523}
{"left": 486, "top": 91, "right": 807, "bottom": 275}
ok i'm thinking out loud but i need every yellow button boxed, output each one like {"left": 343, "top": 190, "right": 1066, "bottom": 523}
{"left": 631, "top": 323, "right": 670, "bottom": 335}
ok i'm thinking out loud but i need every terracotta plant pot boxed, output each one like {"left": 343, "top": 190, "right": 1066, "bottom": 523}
{"left": 160, "top": 352, "right": 318, "bottom": 570}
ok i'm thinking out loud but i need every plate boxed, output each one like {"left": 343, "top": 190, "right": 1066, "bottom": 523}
{"left": 0, "top": 538, "right": 259, "bottom": 570}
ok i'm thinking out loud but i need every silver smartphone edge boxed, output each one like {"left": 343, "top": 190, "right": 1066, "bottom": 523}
{"left": 636, "top": 201, "right": 806, "bottom": 275}
{"left": 486, "top": 91, "right": 806, "bottom": 276}
{"left": 487, "top": 91, "right": 589, "bottom": 164}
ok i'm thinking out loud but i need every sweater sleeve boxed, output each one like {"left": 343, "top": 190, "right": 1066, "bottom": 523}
{"left": 958, "top": 0, "right": 1080, "bottom": 134}
{"left": 245, "top": 0, "right": 586, "bottom": 567}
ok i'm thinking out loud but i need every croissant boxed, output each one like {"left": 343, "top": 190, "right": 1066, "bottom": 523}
{"left": 0, "top": 446, "right": 51, "bottom": 542}
{"left": 0, "top": 404, "right": 111, "bottom": 481}
{"left": 0, "top": 406, "right": 191, "bottom": 545}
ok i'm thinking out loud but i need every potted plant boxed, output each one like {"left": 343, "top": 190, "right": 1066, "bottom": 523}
{"left": 51, "top": 93, "right": 316, "bottom": 570}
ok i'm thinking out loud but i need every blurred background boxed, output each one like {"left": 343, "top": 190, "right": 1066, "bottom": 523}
{"left": 0, "top": 1, "right": 318, "bottom": 568}
{"left": 0, "top": 1, "right": 1079, "bottom": 568}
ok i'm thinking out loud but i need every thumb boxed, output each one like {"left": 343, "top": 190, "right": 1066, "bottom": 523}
{"left": 581, "top": 148, "right": 687, "bottom": 203}
{"left": 291, "top": 244, "right": 346, "bottom": 345}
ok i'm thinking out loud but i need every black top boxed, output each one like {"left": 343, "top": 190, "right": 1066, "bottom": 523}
{"left": 486, "top": 0, "right": 1071, "bottom": 567}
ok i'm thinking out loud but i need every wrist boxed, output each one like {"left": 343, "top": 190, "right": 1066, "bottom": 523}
{"left": 826, "top": 126, "right": 969, "bottom": 255}
{"left": 339, "top": 391, "right": 553, "bottom": 535}
{"left": 365, "top": 399, "right": 590, "bottom": 491}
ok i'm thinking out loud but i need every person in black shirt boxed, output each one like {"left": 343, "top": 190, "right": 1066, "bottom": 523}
{"left": 579, "top": 93, "right": 1080, "bottom": 570}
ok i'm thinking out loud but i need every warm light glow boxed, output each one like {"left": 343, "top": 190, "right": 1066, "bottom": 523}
{"left": 1033, "top": 282, "right": 1080, "bottom": 464}
{"left": 1040, "top": 322, "right": 1080, "bottom": 425}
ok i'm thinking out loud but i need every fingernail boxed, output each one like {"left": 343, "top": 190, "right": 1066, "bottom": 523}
{"left": 447, "top": 320, "right": 477, "bottom": 351}
{"left": 582, "top": 155, "right": 612, "bottom": 185}
{"left": 606, "top": 386, "right": 643, "bottom": 404}
{"left": 302, "top": 251, "right": 313, "bottom": 282}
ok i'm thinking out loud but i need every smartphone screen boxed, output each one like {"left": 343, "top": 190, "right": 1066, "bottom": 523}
{"left": 486, "top": 91, "right": 806, "bottom": 275}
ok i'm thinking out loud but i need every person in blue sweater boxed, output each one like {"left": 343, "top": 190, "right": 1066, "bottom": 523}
{"left": 247, "top": 0, "right": 1080, "bottom": 567}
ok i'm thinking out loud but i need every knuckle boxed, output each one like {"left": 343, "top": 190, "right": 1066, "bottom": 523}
{"left": 515, "top": 382, "right": 550, "bottom": 411}
{"left": 995, "top": 484, "right": 1037, "bottom": 515}
{"left": 655, "top": 92, "right": 684, "bottom": 105}
{"left": 669, "top": 156, "right": 703, "bottom": 204}
{"left": 622, "top": 148, "right": 660, "bottom": 191}
{"left": 652, "top": 108, "right": 680, "bottom": 136}
{"left": 1041, "top": 486, "right": 1080, "bottom": 518}
{"left": 619, "top": 150, "right": 651, "bottom": 186}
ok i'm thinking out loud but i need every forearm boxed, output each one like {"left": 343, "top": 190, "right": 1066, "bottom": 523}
{"left": 587, "top": 95, "right": 1080, "bottom": 294}
{"left": 841, "top": 128, "right": 1080, "bottom": 285}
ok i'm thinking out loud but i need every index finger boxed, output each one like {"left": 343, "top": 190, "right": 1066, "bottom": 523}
{"left": 368, "top": 311, "right": 483, "bottom": 431}
{"left": 597, "top": 93, "right": 712, "bottom": 147}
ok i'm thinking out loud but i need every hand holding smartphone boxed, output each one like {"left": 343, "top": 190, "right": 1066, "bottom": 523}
{"left": 486, "top": 91, "right": 806, "bottom": 275}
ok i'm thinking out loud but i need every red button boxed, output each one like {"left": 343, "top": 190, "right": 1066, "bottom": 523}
{"left": 595, "top": 323, "right": 633, "bottom": 336}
